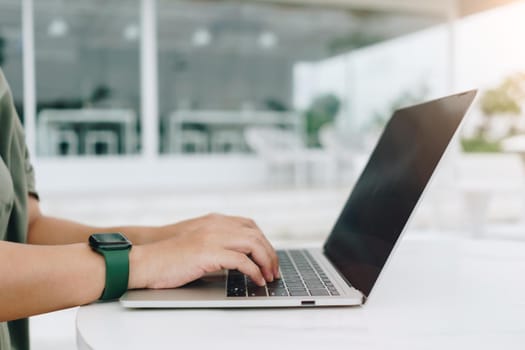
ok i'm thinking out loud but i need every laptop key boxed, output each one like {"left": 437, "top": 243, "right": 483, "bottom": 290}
{"left": 267, "top": 280, "right": 285, "bottom": 288}
{"left": 304, "top": 281, "right": 324, "bottom": 288}
{"left": 284, "top": 274, "right": 301, "bottom": 280}
{"left": 302, "top": 278, "right": 318, "bottom": 283}
{"left": 288, "top": 289, "right": 308, "bottom": 296}
{"left": 268, "top": 287, "right": 289, "bottom": 297}
{"left": 304, "top": 278, "right": 323, "bottom": 285}
{"left": 248, "top": 286, "right": 268, "bottom": 297}
{"left": 288, "top": 286, "right": 307, "bottom": 291}
{"left": 227, "top": 287, "right": 247, "bottom": 297}
{"left": 290, "top": 290, "right": 310, "bottom": 296}
{"left": 308, "top": 289, "right": 330, "bottom": 296}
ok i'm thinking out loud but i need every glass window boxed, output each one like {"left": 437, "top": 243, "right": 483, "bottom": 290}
{"left": 34, "top": 0, "right": 141, "bottom": 157}
{"left": 157, "top": 1, "right": 443, "bottom": 155}
{"left": 0, "top": 0, "right": 24, "bottom": 123}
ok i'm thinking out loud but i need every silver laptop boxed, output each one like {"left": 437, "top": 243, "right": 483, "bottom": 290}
{"left": 121, "top": 90, "right": 477, "bottom": 308}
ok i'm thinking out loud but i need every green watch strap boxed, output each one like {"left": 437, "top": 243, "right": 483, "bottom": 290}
{"left": 99, "top": 248, "right": 130, "bottom": 300}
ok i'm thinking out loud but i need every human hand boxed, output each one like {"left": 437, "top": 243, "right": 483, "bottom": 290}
{"left": 146, "top": 213, "right": 249, "bottom": 242}
{"left": 129, "top": 214, "right": 279, "bottom": 289}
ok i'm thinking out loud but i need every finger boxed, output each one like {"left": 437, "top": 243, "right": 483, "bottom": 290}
{"left": 226, "top": 230, "right": 275, "bottom": 282}
{"left": 252, "top": 232, "right": 280, "bottom": 280}
{"left": 228, "top": 215, "right": 258, "bottom": 229}
{"left": 220, "top": 251, "right": 266, "bottom": 287}
{"left": 228, "top": 216, "right": 280, "bottom": 278}
{"left": 244, "top": 222, "right": 280, "bottom": 279}
{"left": 256, "top": 230, "right": 280, "bottom": 279}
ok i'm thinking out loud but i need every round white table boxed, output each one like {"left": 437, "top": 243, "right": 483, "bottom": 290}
{"left": 76, "top": 235, "right": 525, "bottom": 349}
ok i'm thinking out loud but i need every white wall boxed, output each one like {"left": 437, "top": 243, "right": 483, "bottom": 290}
{"left": 455, "top": 0, "right": 525, "bottom": 90}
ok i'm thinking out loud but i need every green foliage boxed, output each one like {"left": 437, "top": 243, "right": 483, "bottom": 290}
{"left": 480, "top": 73, "right": 525, "bottom": 116}
{"left": 472, "top": 72, "right": 525, "bottom": 144}
{"left": 304, "top": 94, "right": 341, "bottom": 147}
{"left": 461, "top": 137, "right": 501, "bottom": 153}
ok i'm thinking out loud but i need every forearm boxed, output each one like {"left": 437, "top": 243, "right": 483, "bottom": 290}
{"left": 27, "top": 215, "right": 159, "bottom": 245}
{"left": 26, "top": 196, "right": 204, "bottom": 246}
{"left": 0, "top": 240, "right": 105, "bottom": 321}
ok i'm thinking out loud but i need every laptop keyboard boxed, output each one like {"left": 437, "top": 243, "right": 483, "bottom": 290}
{"left": 227, "top": 250, "right": 340, "bottom": 297}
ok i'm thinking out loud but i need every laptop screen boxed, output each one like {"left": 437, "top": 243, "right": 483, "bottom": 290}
{"left": 323, "top": 91, "right": 476, "bottom": 298}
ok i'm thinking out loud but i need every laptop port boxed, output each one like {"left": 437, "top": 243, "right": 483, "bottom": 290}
{"left": 301, "top": 300, "right": 315, "bottom": 306}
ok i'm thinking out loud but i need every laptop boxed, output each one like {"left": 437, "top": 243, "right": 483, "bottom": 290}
{"left": 121, "top": 90, "right": 477, "bottom": 308}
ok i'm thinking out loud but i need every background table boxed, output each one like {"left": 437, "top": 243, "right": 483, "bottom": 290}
{"left": 165, "top": 110, "right": 303, "bottom": 154}
{"left": 38, "top": 109, "right": 137, "bottom": 156}
{"left": 76, "top": 235, "right": 525, "bottom": 349}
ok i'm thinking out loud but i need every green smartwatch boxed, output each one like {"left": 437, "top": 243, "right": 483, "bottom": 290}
{"left": 89, "top": 233, "right": 132, "bottom": 300}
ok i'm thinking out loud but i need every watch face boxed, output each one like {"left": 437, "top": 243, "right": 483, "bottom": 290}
{"left": 89, "top": 233, "right": 132, "bottom": 250}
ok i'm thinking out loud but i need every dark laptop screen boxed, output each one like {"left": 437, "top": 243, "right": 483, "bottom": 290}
{"left": 323, "top": 91, "right": 476, "bottom": 298}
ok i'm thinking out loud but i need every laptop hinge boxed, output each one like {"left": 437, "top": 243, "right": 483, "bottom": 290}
{"left": 322, "top": 250, "right": 365, "bottom": 301}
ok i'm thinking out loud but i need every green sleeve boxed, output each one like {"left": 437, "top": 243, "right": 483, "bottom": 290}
{"left": 20, "top": 134, "right": 38, "bottom": 199}
{"left": 0, "top": 69, "right": 33, "bottom": 350}
{"left": 0, "top": 69, "right": 39, "bottom": 200}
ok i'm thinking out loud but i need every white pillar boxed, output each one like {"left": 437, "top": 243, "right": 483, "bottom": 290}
{"left": 447, "top": 0, "right": 459, "bottom": 93}
{"left": 141, "top": 0, "right": 159, "bottom": 159}
{"left": 21, "top": 0, "right": 37, "bottom": 156}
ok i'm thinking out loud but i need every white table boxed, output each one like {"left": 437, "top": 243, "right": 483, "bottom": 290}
{"left": 76, "top": 236, "right": 525, "bottom": 349}
{"left": 502, "top": 135, "right": 525, "bottom": 173}
{"left": 38, "top": 109, "right": 137, "bottom": 156}
{"left": 165, "top": 110, "right": 303, "bottom": 154}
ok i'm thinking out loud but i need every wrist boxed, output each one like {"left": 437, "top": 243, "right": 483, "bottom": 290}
{"left": 128, "top": 245, "right": 149, "bottom": 290}
{"left": 89, "top": 233, "right": 132, "bottom": 300}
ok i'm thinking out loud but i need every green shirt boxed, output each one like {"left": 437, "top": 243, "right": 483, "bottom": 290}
{"left": 0, "top": 69, "right": 38, "bottom": 350}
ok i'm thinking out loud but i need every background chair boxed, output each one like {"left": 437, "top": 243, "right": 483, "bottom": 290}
{"left": 244, "top": 126, "right": 334, "bottom": 187}
{"left": 211, "top": 129, "right": 245, "bottom": 153}
{"left": 85, "top": 130, "right": 119, "bottom": 155}
{"left": 49, "top": 129, "right": 79, "bottom": 156}
{"left": 180, "top": 129, "right": 209, "bottom": 153}
{"left": 456, "top": 153, "right": 525, "bottom": 238}
{"left": 318, "top": 124, "right": 360, "bottom": 185}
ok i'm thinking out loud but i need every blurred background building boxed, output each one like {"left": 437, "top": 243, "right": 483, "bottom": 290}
{"left": 1, "top": 0, "right": 525, "bottom": 348}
